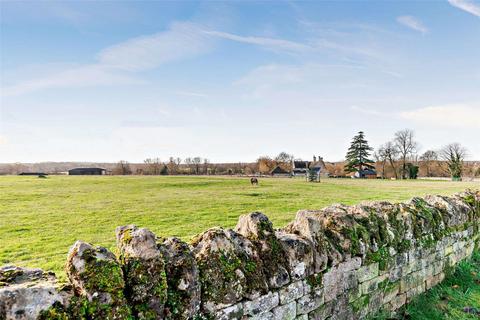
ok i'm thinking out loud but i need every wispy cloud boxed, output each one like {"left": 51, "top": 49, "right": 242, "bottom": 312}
{"left": 2, "top": 20, "right": 396, "bottom": 97}
{"left": 448, "top": 0, "right": 480, "bottom": 17}
{"left": 2, "top": 22, "right": 212, "bottom": 96}
{"left": 2, "top": 65, "right": 143, "bottom": 97}
{"left": 203, "top": 30, "right": 311, "bottom": 52}
{"left": 175, "top": 91, "right": 209, "bottom": 98}
{"left": 397, "top": 16, "right": 429, "bottom": 34}
{"left": 400, "top": 104, "right": 480, "bottom": 128}
{"left": 99, "top": 22, "right": 212, "bottom": 71}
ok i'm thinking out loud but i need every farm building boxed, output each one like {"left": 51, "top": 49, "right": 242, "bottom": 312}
{"left": 292, "top": 156, "right": 329, "bottom": 177}
{"left": 270, "top": 166, "right": 291, "bottom": 177}
{"left": 68, "top": 168, "right": 106, "bottom": 175}
{"left": 19, "top": 172, "right": 48, "bottom": 176}
{"left": 354, "top": 169, "right": 377, "bottom": 179}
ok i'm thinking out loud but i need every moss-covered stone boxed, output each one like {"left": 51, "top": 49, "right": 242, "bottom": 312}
{"left": 191, "top": 227, "right": 267, "bottom": 314}
{"left": 116, "top": 225, "right": 167, "bottom": 319}
{"left": 235, "top": 212, "right": 290, "bottom": 288}
{"left": 160, "top": 237, "right": 200, "bottom": 319}
{"left": 66, "top": 241, "right": 132, "bottom": 319}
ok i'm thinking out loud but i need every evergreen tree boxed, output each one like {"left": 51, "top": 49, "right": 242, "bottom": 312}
{"left": 344, "top": 131, "right": 375, "bottom": 173}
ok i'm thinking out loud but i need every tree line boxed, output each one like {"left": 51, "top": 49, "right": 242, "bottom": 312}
{"left": 344, "top": 129, "right": 476, "bottom": 180}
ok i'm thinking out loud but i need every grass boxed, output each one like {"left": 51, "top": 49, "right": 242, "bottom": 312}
{"left": 0, "top": 175, "right": 478, "bottom": 281}
{"left": 372, "top": 250, "right": 480, "bottom": 320}
{"left": 406, "top": 250, "right": 480, "bottom": 320}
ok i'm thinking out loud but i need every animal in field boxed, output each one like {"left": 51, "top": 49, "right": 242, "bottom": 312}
{"left": 250, "top": 177, "right": 258, "bottom": 186}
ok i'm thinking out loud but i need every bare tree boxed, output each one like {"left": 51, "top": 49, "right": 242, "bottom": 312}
{"left": 394, "top": 129, "right": 418, "bottom": 179}
{"left": 385, "top": 141, "right": 399, "bottom": 179}
{"left": 257, "top": 156, "right": 275, "bottom": 174}
{"left": 144, "top": 158, "right": 164, "bottom": 175}
{"left": 166, "top": 157, "right": 181, "bottom": 175}
{"left": 275, "top": 152, "right": 294, "bottom": 171}
{"left": 420, "top": 150, "right": 438, "bottom": 177}
{"left": 113, "top": 160, "right": 132, "bottom": 175}
{"left": 440, "top": 143, "right": 467, "bottom": 180}
{"left": 183, "top": 157, "right": 193, "bottom": 174}
{"left": 203, "top": 158, "right": 210, "bottom": 175}
{"left": 374, "top": 147, "right": 387, "bottom": 179}
{"left": 192, "top": 157, "right": 202, "bottom": 175}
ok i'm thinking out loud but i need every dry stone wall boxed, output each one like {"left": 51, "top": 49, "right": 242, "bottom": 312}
{"left": 1, "top": 190, "right": 479, "bottom": 320}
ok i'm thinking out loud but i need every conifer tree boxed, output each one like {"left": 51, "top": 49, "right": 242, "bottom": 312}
{"left": 344, "top": 131, "right": 375, "bottom": 173}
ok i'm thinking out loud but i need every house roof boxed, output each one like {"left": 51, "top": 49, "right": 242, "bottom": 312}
{"left": 358, "top": 169, "right": 377, "bottom": 175}
{"left": 69, "top": 167, "right": 106, "bottom": 171}
{"left": 270, "top": 166, "right": 290, "bottom": 174}
{"left": 293, "top": 161, "right": 308, "bottom": 169}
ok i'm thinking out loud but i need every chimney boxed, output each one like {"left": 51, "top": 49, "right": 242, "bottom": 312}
{"left": 313, "top": 155, "right": 317, "bottom": 162}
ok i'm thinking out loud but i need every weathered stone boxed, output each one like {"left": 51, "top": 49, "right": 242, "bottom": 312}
{"left": 272, "top": 301, "right": 296, "bottom": 320}
{"left": 359, "top": 274, "right": 387, "bottom": 295}
{"left": 215, "top": 302, "right": 243, "bottom": 320}
{"left": 277, "top": 232, "right": 317, "bottom": 280}
{"left": 382, "top": 281, "right": 400, "bottom": 304}
{"left": 356, "top": 263, "right": 379, "bottom": 283}
{"left": 243, "top": 292, "right": 279, "bottom": 316}
{"left": 192, "top": 227, "right": 267, "bottom": 312}
{"left": 390, "top": 293, "right": 407, "bottom": 310}
{"left": 400, "top": 271, "right": 424, "bottom": 293}
{"left": 406, "top": 283, "right": 426, "bottom": 301}
{"left": 116, "top": 225, "right": 167, "bottom": 319}
{"left": 283, "top": 211, "right": 329, "bottom": 272}
{"left": 278, "top": 280, "right": 304, "bottom": 305}
{"left": 160, "top": 237, "right": 200, "bottom": 319}
{"left": 248, "top": 311, "right": 274, "bottom": 320}
{"left": 296, "top": 288, "right": 324, "bottom": 315}
{"left": 236, "top": 212, "right": 290, "bottom": 289}
{"left": 308, "top": 301, "right": 333, "bottom": 320}
{"left": 425, "top": 272, "right": 445, "bottom": 290}
{"left": 337, "top": 257, "right": 362, "bottom": 273}
{"left": 66, "top": 241, "right": 132, "bottom": 319}
{"left": 0, "top": 266, "right": 72, "bottom": 320}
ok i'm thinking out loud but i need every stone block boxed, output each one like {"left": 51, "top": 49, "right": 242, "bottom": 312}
{"left": 244, "top": 292, "right": 279, "bottom": 316}
{"left": 66, "top": 241, "right": 131, "bottom": 319}
{"left": 272, "top": 301, "right": 296, "bottom": 320}
{"left": 390, "top": 293, "right": 406, "bottom": 310}
{"left": 406, "top": 283, "right": 426, "bottom": 301}
{"left": 0, "top": 266, "right": 72, "bottom": 320}
{"left": 360, "top": 274, "right": 387, "bottom": 295}
{"left": 356, "top": 263, "right": 379, "bottom": 283}
{"left": 116, "top": 225, "right": 167, "bottom": 319}
{"left": 279, "top": 280, "right": 304, "bottom": 305}
{"left": 400, "top": 271, "right": 424, "bottom": 293}
{"left": 248, "top": 311, "right": 274, "bottom": 319}
{"left": 425, "top": 272, "right": 445, "bottom": 290}
{"left": 296, "top": 288, "right": 324, "bottom": 315}
{"left": 215, "top": 303, "right": 244, "bottom": 320}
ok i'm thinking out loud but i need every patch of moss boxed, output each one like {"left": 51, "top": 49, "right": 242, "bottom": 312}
{"left": 38, "top": 302, "right": 69, "bottom": 320}
{"left": 80, "top": 248, "right": 125, "bottom": 298}
{"left": 351, "top": 294, "right": 370, "bottom": 313}
{"left": 397, "top": 239, "right": 411, "bottom": 253}
{"left": 306, "top": 273, "right": 323, "bottom": 289}
{"left": 366, "top": 247, "right": 390, "bottom": 270}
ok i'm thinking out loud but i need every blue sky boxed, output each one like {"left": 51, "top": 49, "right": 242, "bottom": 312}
{"left": 1, "top": 1, "right": 479, "bottom": 163}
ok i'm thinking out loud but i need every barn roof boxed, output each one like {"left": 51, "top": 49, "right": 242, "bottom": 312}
{"left": 68, "top": 167, "right": 105, "bottom": 171}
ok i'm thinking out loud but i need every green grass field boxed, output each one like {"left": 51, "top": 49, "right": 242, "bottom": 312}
{"left": 0, "top": 175, "right": 478, "bottom": 281}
